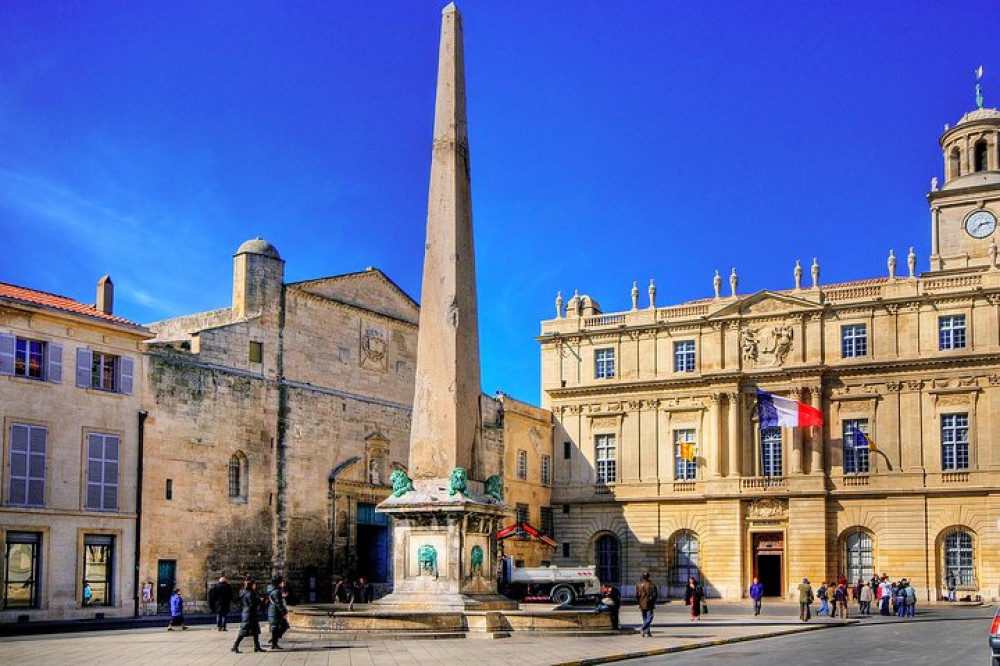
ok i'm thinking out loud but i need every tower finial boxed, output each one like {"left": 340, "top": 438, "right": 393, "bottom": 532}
{"left": 976, "top": 65, "right": 985, "bottom": 110}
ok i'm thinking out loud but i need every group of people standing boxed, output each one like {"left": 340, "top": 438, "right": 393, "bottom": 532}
{"left": 332, "top": 576, "right": 375, "bottom": 610}
{"left": 796, "top": 573, "right": 918, "bottom": 621}
{"left": 203, "top": 575, "right": 289, "bottom": 653}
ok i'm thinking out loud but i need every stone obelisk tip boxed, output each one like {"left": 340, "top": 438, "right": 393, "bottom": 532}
{"left": 443, "top": 2, "right": 459, "bottom": 14}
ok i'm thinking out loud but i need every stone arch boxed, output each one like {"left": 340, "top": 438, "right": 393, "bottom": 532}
{"left": 665, "top": 529, "right": 701, "bottom": 598}
{"left": 974, "top": 139, "right": 989, "bottom": 172}
{"left": 589, "top": 531, "right": 622, "bottom": 585}
{"left": 837, "top": 526, "right": 876, "bottom": 584}
{"left": 935, "top": 524, "right": 978, "bottom": 597}
{"left": 948, "top": 145, "right": 962, "bottom": 180}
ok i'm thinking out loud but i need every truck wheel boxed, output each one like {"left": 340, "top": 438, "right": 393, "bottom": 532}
{"left": 551, "top": 586, "right": 576, "bottom": 605}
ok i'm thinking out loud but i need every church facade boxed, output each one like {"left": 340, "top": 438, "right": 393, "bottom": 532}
{"left": 540, "top": 104, "right": 1000, "bottom": 601}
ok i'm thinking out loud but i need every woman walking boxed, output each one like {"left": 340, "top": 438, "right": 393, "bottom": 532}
{"left": 684, "top": 576, "right": 705, "bottom": 621}
{"left": 859, "top": 581, "right": 873, "bottom": 615}
{"left": 232, "top": 578, "right": 266, "bottom": 654}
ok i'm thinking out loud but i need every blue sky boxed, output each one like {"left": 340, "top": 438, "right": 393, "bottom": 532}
{"left": 2, "top": 1, "right": 998, "bottom": 404}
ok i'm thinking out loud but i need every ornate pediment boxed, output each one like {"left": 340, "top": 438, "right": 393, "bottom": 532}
{"left": 706, "top": 290, "right": 821, "bottom": 320}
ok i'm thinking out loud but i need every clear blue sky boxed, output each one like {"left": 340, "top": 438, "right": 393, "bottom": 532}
{"left": 2, "top": 1, "right": 998, "bottom": 404}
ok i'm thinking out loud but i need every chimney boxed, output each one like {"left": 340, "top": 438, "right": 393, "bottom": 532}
{"left": 96, "top": 275, "right": 114, "bottom": 315}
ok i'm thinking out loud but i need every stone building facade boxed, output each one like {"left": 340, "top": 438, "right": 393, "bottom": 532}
{"left": 139, "top": 239, "right": 419, "bottom": 609}
{"left": 539, "top": 104, "right": 1000, "bottom": 601}
{"left": 0, "top": 278, "right": 151, "bottom": 621}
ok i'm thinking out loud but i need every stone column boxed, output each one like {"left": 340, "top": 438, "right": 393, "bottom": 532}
{"left": 791, "top": 388, "right": 804, "bottom": 476}
{"left": 809, "top": 385, "right": 823, "bottom": 474}
{"left": 709, "top": 394, "right": 722, "bottom": 477}
{"left": 727, "top": 391, "right": 741, "bottom": 477}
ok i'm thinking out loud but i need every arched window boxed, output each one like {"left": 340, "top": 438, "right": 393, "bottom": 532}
{"left": 594, "top": 534, "right": 620, "bottom": 584}
{"left": 974, "top": 141, "right": 989, "bottom": 173}
{"left": 670, "top": 531, "right": 700, "bottom": 590}
{"left": 228, "top": 452, "right": 248, "bottom": 502}
{"left": 844, "top": 530, "right": 874, "bottom": 583}
{"left": 949, "top": 146, "right": 962, "bottom": 180}
{"left": 944, "top": 530, "right": 974, "bottom": 586}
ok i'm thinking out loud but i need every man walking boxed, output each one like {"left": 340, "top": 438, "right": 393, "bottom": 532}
{"left": 748, "top": 577, "right": 764, "bottom": 616}
{"left": 267, "top": 576, "right": 289, "bottom": 650}
{"left": 946, "top": 571, "right": 957, "bottom": 602}
{"left": 796, "top": 578, "right": 814, "bottom": 622}
{"left": 209, "top": 575, "right": 233, "bottom": 631}
{"left": 879, "top": 577, "right": 892, "bottom": 616}
{"left": 636, "top": 572, "right": 659, "bottom": 637}
{"left": 816, "top": 581, "right": 829, "bottom": 616}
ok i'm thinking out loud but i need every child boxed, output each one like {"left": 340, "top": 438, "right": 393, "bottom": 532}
{"left": 168, "top": 587, "right": 188, "bottom": 630}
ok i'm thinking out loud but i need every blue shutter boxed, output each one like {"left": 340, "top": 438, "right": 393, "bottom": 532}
{"left": 47, "top": 343, "right": 62, "bottom": 383}
{"left": 0, "top": 333, "right": 14, "bottom": 375}
{"left": 119, "top": 356, "right": 134, "bottom": 395}
{"left": 76, "top": 348, "right": 92, "bottom": 388}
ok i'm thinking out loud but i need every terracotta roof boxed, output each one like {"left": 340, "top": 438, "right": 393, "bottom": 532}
{"left": 0, "top": 282, "right": 148, "bottom": 330}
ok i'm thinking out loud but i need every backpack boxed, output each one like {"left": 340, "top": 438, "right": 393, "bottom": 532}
{"left": 647, "top": 583, "right": 659, "bottom": 602}
{"left": 817, "top": 586, "right": 827, "bottom": 600}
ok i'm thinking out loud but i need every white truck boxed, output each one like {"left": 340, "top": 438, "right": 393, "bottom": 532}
{"left": 499, "top": 559, "right": 602, "bottom": 605}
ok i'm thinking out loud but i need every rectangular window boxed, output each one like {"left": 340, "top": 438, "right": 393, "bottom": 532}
{"left": 841, "top": 324, "right": 868, "bottom": 358}
{"left": 563, "top": 441, "right": 571, "bottom": 460}
{"left": 165, "top": 479, "right": 173, "bottom": 500}
{"left": 516, "top": 450, "right": 527, "bottom": 480}
{"left": 540, "top": 506, "right": 554, "bottom": 537}
{"left": 86, "top": 433, "right": 120, "bottom": 511}
{"left": 3, "top": 532, "right": 41, "bottom": 609}
{"left": 843, "top": 419, "right": 870, "bottom": 474}
{"left": 8, "top": 423, "right": 46, "bottom": 507}
{"left": 595, "top": 434, "right": 616, "bottom": 484}
{"left": 14, "top": 338, "right": 46, "bottom": 379}
{"left": 248, "top": 341, "right": 263, "bottom": 364}
{"left": 673, "top": 340, "right": 696, "bottom": 373}
{"left": 939, "top": 315, "right": 967, "bottom": 351}
{"left": 761, "top": 427, "right": 783, "bottom": 477}
{"left": 562, "top": 504, "right": 570, "bottom": 514}
{"left": 941, "top": 413, "right": 970, "bottom": 470}
{"left": 562, "top": 542, "right": 570, "bottom": 558}
{"left": 91, "top": 352, "right": 119, "bottom": 391}
{"left": 83, "top": 534, "right": 114, "bottom": 607}
{"left": 594, "top": 348, "right": 615, "bottom": 379}
{"left": 515, "top": 504, "right": 529, "bottom": 537}
{"left": 541, "top": 455, "right": 551, "bottom": 485}
{"left": 674, "top": 429, "right": 697, "bottom": 480}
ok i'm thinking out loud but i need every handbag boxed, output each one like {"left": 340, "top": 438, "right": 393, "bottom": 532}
{"left": 701, "top": 601, "right": 709, "bottom": 614}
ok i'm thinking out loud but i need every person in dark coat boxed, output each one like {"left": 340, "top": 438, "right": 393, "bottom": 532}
{"left": 267, "top": 577, "right": 289, "bottom": 650}
{"left": 596, "top": 584, "right": 621, "bottom": 630}
{"left": 232, "top": 578, "right": 265, "bottom": 653}
{"left": 684, "top": 577, "right": 705, "bottom": 621}
{"left": 636, "top": 572, "right": 658, "bottom": 637}
{"left": 208, "top": 575, "right": 233, "bottom": 631}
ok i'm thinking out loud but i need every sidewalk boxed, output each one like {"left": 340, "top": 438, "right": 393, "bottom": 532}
{"left": 0, "top": 603, "right": 856, "bottom": 666}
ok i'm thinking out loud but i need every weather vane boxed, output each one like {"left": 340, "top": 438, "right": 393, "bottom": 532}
{"left": 976, "top": 65, "right": 984, "bottom": 110}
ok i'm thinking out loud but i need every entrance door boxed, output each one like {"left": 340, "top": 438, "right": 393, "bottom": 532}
{"left": 355, "top": 503, "right": 389, "bottom": 582}
{"left": 752, "top": 533, "right": 783, "bottom": 597}
{"left": 156, "top": 560, "right": 176, "bottom": 613}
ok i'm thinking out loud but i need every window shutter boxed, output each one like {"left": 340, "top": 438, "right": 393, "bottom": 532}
{"left": 0, "top": 333, "right": 14, "bottom": 375}
{"left": 119, "top": 356, "right": 133, "bottom": 395}
{"left": 76, "top": 348, "right": 93, "bottom": 388}
{"left": 104, "top": 437, "right": 119, "bottom": 510}
{"left": 47, "top": 343, "right": 63, "bottom": 383}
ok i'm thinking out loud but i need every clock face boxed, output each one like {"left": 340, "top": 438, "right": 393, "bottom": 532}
{"left": 966, "top": 210, "right": 997, "bottom": 238}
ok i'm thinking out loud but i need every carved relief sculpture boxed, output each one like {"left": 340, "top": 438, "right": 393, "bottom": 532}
{"left": 740, "top": 327, "right": 759, "bottom": 363}
{"left": 360, "top": 324, "right": 388, "bottom": 371}
{"left": 470, "top": 545, "right": 484, "bottom": 576}
{"left": 417, "top": 544, "right": 438, "bottom": 577}
{"left": 748, "top": 498, "right": 787, "bottom": 518}
{"left": 741, "top": 324, "right": 794, "bottom": 367}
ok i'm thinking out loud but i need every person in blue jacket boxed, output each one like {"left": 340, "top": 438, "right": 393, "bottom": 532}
{"left": 167, "top": 587, "right": 188, "bottom": 630}
{"left": 748, "top": 577, "right": 764, "bottom": 616}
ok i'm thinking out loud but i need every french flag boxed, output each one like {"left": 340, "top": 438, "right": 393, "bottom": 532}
{"left": 756, "top": 389, "right": 823, "bottom": 428}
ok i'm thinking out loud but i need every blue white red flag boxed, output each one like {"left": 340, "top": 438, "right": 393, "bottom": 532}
{"left": 757, "top": 389, "right": 823, "bottom": 428}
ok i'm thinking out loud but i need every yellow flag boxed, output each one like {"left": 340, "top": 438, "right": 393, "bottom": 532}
{"left": 680, "top": 443, "right": 695, "bottom": 462}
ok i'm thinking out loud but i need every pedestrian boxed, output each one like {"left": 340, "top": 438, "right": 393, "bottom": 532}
{"left": 896, "top": 580, "right": 908, "bottom": 618}
{"left": 797, "top": 578, "right": 814, "bottom": 622}
{"left": 829, "top": 582, "right": 838, "bottom": 618}
{"left": 267, "top": 576, "right": 289, "bottom": 650}
{"left": 834, "top": 583, "right": 848, "bottom": 618}
{"left": 890, "top": 580, "right": 899, "bottom": 615}
{"left": 232, "top": 578, "right": 265, "bottom": 654}
{"left": 816, "top": 581, "right": 829, "bottom": 616}
{"left": 879, "top": 577, "right": 892, "bottom": 616}
{"left": 596, "top": 584, "right": 621, "bottom": 630}
{"left": 946, "top": 571, "right": 957, "bottom": 602}
{"left": 837, "top": 572, "right": 847, "bottom": 587}
{"left": 82, "top": 582, "right": 93, "bottom": 606}
{"left": 356, "top": 576, "right": 373, "bottom": 604}
{"left": 904, "top": 580, "right": 916, "bottom": 618}
{"left": 636, "top": 572, "right": 659, "bottom": 637}
{"left": 167, "top": 587, "right": 188, "bottom": 630}
{"left": 209, "top": 575, "right": 233, "bottom": 631}
{"left": 859, "top": 581, "right": 873, "bottom": 615}
{"left": 748, "top": 577, "right": 764, "bottom": 616}
{"left": 684, "top": 576, "right": 705, "bottom": 621}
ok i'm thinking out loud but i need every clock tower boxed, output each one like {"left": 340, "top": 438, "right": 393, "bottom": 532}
{"left": 928, "top": 104, "right": 1000, "bottom": 271}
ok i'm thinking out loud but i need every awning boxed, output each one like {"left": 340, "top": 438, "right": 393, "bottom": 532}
{"left": 497, "top": 521, "right": 558, "bottom": 548}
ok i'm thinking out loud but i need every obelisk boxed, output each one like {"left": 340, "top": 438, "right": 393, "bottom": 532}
{"left": 409, "top": 1, "right": 481, "bottom": 480}
{"left": 376, "top": 2, "right": 513, "bottom": 611}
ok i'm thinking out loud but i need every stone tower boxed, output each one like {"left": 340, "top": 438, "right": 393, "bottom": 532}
{"left": 376, "top": 2, "right": 513, "bottom": 611}
{"left": 928, "top": 106, "right": 1000, "bottom": 271}
{"left": 232, "top": 237, "right": 284, "bottom": 320}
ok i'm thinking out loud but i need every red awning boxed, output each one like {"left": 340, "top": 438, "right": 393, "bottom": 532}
{"left": 497, "top": 521, "right": 558, "bottom": 548}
